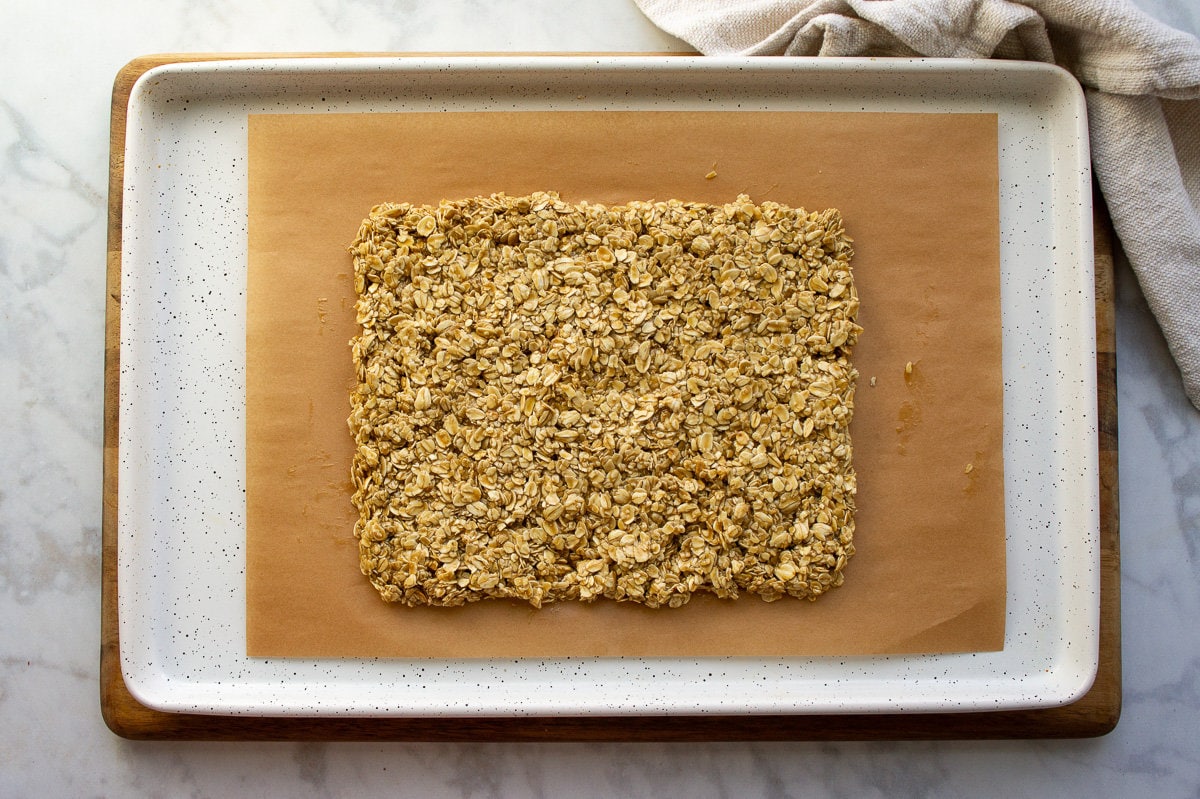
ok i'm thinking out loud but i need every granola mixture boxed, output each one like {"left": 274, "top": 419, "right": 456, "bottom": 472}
{"left": 349, "top": 192, "right": 859, "bottom": 608}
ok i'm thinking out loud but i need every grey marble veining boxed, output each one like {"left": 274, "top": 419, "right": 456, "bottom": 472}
{"left": 1, "top": 0, "right": 1198, "bottom": 797}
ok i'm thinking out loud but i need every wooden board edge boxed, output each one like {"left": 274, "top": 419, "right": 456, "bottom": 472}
{"left": 100, "top": 55, "right": 141, "bottom": 739}
{"left": 1088, "top": 186, "right": 1123, "bottom": 732}
{"left": 99, "top": 54, "right": 1119, "bottom": 740}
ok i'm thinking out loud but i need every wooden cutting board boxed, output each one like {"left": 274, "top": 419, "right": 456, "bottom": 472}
{"left": 100, "top": 54, "right": 1120, "bottom": 740}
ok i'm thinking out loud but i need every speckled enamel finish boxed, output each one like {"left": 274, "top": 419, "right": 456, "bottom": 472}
{"left": 117, "top": 56, "right": 1097, "bottom": 717}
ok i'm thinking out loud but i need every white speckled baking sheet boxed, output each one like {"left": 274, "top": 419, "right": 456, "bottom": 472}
{"left": 117, "top": 56, "right": 1097, "bottom": 716}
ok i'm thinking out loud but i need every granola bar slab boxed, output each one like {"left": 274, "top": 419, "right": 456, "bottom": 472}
{"left": 348, "top": 192, "right": 859, "bottom": 608}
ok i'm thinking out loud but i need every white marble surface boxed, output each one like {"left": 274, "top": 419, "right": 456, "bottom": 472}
{"left": 1, "top": 0, "right": 1197, "bottom": 796}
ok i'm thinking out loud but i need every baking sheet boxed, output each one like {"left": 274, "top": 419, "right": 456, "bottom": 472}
{"left": 245, "top": 109, "right": 1006, "bottom": 658}
{"left": 117, "top": 56, "right": 1098, "bottom": 716}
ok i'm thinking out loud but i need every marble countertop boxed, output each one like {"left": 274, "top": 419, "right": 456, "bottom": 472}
{"left": 2, "top": 0, "right": 1198, "bottom": 796}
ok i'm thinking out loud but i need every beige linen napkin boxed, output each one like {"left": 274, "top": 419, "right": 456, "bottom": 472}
{"left": 635, "top": 0, "right": 1200, "bottom": 409}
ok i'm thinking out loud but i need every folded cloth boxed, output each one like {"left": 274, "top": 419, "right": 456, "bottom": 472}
{"left": 635, "top": 0, "right": 1200, "bottom": 410}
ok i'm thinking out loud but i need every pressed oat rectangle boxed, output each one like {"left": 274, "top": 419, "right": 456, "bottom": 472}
{"left": 348, "top": 192, "right": 859, "bottom": 608}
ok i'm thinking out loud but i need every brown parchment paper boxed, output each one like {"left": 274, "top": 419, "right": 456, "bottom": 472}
{"left": 246, "top": 110, "right": 1005, "bottom": 658}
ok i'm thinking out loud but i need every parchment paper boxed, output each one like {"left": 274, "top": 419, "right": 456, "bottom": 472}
{"left": 246, "top": 110, "right": 1005, "bottom": 658}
